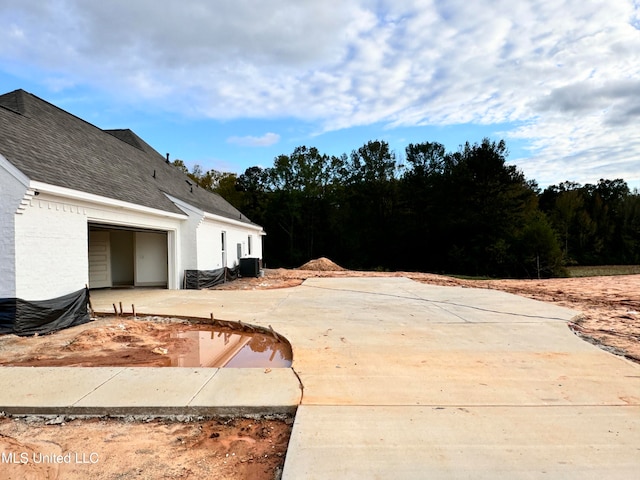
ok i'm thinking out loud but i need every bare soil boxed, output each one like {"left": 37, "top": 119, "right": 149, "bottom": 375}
{"left": 0, "top": 264, "right": 637, "bottom": 479}
{"left": 0, "top": 415, "right": 292, "bottom": 480}
{"left": 0, "top": 318, "right": 205, "bottom": 368}
{"left": 297, "top": 257, "right": 346, "bottom": 271}
{"left": 0, "top": 318, "right": 291, "bottom": 368}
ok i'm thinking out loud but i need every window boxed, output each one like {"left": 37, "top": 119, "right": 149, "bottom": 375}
{"left": 221, "top": 231, "right": 227, "bottom": 267}
{"left": 248, "top": 235, "right": 252, "bottom": 255}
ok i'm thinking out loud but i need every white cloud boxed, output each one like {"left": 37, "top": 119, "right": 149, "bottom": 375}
{"left": 227, "top": 132, "right": 281, "bottom": 147}
{"left": 0, "top": 0, "right": 639, "bottom": 186}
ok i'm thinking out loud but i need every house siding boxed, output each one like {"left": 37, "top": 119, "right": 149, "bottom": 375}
{"left": 0, "top": 180, "right": 262, "bottom": 300}
{"left": 223, "top": 228, "right": 263, "bottom": 268}
{"left": 195, "top": 218, "right": 263, "bottom": 270}
{"left": 12, "top": 190, "right": 186, "bottom": 299}
{"left": 15, "top": 196, "right": 89, "bottom": 300}
{"left": 169, "top": 195, "right": 264, "bottom": 274}
{"left": 4, "top": 183, "right": 263, "bottom": 299}
{"left": 0, "top": 158, "right": 27, "bottom": 298}
{"left": 170, "top": 200, "right": 201, "bottom": 273}
{"left": 197, "top": 220, "right": 222, "bottom": 270}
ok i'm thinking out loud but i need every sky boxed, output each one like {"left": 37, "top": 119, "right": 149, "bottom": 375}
{"left": 1, "top": 0, "right": 639, "bottom": 190}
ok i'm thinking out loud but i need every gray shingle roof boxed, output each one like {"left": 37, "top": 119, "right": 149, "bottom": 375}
{"left": 0, "top": 89, "right": 259, "bottom": 226}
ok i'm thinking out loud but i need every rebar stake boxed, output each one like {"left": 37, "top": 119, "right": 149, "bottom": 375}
{"left": 268, "top": 325, "right": 281, "bottom": 342}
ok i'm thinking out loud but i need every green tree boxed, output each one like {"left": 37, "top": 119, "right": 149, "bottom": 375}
{"left": 517, "top": 212, "right": 565, "bottom": 278}
{"left": 258, "top": 147, "right": 345, "bottom": 266}
{"left": 540, "top": 181, "right": 583, "bottom": 263}
{"left": 400, "top": 138, "right": 556, "bottom": 277}
{"left": 405, "top": 142, "right": 448, "bottom": 178}
{"left": 621, "top": 191, "right": 640, "bottom": 263}
{"left": 214, "top": 173, "right": 243, "bottom": 210}
{"left": 171, "top": 159, "right": 235, "bottom": 192}
{"left": 540, "top": 179, "right": 638, "bottom": 265}
{"left": 172, "top": 159, "right": 190, "bottom": 175}
{"left": 339, "top": 140, "right": 400, "bottom": 269}
{"left": 444, "top": 139, "right": 538, "bottom": 276}
{"left": 175, "top": 139, "right": 637, "bottom": 276}
{"left": 348, "top": 140, "right": 397, "bottom": 184}
{"left": 235, "top": 166, "right": 270, "bottom": 224}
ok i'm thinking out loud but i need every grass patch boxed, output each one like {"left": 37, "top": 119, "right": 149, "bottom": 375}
{"left": 566, "top": 265, "right": 640, "bottom": 277}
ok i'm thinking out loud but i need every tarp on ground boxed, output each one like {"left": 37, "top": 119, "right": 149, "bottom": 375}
{"left": 0, "top": 288, "right": 92, "bottom": 336}
{"left": 184, "top": 266, "right": 240, "bottom": 289}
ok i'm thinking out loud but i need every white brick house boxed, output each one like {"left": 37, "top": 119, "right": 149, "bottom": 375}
{"left": 0, "top": 89, "right": 264, "bottom": 300}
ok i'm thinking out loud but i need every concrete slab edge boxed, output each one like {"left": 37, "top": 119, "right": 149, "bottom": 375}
{"left": 0, "top": 405, "right": 298, "bottom": 417}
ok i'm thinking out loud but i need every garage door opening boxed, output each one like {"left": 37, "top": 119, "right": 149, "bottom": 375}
{"left": 88, "top": 225, "right": 168, "bottom": 289}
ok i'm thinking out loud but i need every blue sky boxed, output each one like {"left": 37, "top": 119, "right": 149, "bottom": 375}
{"left": 1, "top": 0, "right": 639, "bottom": 190}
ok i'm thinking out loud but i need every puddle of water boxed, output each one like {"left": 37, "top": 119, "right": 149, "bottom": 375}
{"left": 168, "top": 328, "right": 292, "bottom": 368}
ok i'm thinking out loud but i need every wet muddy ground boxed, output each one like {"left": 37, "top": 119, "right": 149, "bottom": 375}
{"left": 0, "top": 317, "right": 292, "bottom": 368}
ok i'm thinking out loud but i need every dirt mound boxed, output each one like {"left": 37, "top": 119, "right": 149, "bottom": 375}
{"left": 297, "top": 257, "right": 346, "bottom": 271}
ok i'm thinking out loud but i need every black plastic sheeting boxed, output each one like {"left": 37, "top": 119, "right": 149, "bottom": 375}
{"left": 184, "top": 266, "right": 240, "bottom": 290}
{"left": 0, "top": 288, "right": 92, "bottom": 337}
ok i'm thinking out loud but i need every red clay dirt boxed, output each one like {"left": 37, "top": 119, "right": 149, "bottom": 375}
{"left": 0, "top": 264, "right": 637, "bottom": 479}
{"left": 0, "top": 318, "right": 291, "bottom": 368}
{"left": 0, "top": 415, "right": 292, "bottom": 480}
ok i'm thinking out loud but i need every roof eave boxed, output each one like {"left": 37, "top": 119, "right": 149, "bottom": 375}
{"left": 203, "top": 211, "right": 265, "bottom": 232}
{"left": 30, "top": 181, "right": 188, "bottom": 220}
{"left": 166, "top": 193, "right": 263, "bottom": 232}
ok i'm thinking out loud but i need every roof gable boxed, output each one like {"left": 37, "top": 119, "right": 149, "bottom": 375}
{"left": 0, "top": 89, "right": 27, "bottom": 115}
{"left": 104, "top": 129, "right": 147, "bottom": 152}
{"left": 0, "top": 89, "right": 258, "bottom": 226}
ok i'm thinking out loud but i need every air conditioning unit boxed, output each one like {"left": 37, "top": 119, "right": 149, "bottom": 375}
{"left": 239, "top": 257, "right": 261, "bottom": 277}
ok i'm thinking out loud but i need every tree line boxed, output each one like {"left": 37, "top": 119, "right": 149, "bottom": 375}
{"left": 174, "top": 139, "right": 640, "bottom": 278}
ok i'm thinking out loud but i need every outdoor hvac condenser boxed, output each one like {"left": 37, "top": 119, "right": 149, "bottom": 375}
{"left": 239, "top": 257, "right": 261, "bottom": 277}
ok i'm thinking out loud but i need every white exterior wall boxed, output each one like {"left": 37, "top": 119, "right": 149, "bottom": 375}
{"left": 166, "top": 196, "right": 202, "bottom": 275}
{"left": 195, "top": 219, "right": 263, "bottom": 270}
{"left": 168, "top": 194, "right": 264, "bottom": 273}
{"left": 200, "top": 215, "right": 263, "bottom": 269}
{"left": 0, "top": 156, "right": 29, "bottom": 298}
{"left": 14, "top": 190, "right": 185, "bottom": 299}
{"left": 226, "top": 228, "right": 252, "bottom": 267}
{"left": 4, "top": 182, "right": 263, "bottom": 299}
{"left": 176, "top": 211, "right": 200, "bottom": 274}
{"left": 15, "top": 196, "right": 89, "bottom": 300}
{"left": 196, "top": 220, "right": 223, "bottom": 270}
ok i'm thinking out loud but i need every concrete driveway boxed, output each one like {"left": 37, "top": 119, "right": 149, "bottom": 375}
{"left": 91, "top": 277, "right": 640, "bottom": 479}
